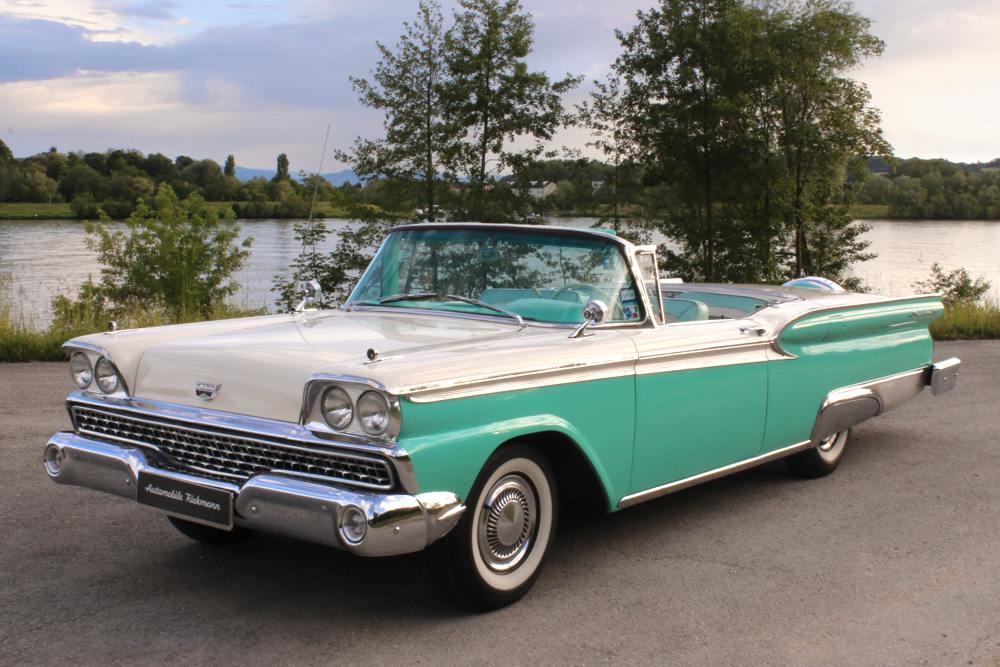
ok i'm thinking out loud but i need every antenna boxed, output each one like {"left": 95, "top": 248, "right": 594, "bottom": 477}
{"left": 305, "top": 124, "right": 331, "bottom": 226}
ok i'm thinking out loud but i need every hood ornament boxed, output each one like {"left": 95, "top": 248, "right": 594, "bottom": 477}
{"left": 194, "top": 382, "right": 221, "bottom": 401}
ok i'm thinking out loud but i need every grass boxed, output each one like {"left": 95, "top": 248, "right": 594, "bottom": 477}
{"left": 0, "top": 202, "right": 76, "bottom": 220}
{"left": 848, "top": 203, "right": 890, "bottom": 219}
{"left": 931, "top": 302, "right": 1000, "bottom": 340}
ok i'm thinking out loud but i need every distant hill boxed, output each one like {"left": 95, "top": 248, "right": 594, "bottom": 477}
{"left": 234, "top": 166, "right": 358, "bottom": 186}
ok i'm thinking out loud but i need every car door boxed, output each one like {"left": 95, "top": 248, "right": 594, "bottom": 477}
{"left": 624, "top": 319, "right": 770, "bottom": 495}
{"left": 622, "top": 251, "right": 770, "bottom": 496}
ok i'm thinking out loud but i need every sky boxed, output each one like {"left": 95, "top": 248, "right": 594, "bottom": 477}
{"left": 0, "top": 0, "right": 997, "bottom": 172}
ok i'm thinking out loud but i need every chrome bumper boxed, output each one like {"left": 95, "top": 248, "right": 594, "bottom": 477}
{"left": 43, "top": 431, "right": 465, "bottom": 557}
{"left": 812, "top": 357, "right": 961, "bottom": 442}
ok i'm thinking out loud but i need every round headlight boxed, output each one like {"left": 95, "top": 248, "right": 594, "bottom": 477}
{"left": 94, "top": 357, "right": 119, "bottom": 394}
{"left": 357, "top": 391, "right": 390, "bottom": 436}
{"left": 322, "top": 386, "right": 353, "bottom": 430}
{"left": 70, "top": 353, "right": 93, "bottom": 389}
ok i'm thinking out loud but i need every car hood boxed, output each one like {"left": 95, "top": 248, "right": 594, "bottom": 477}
{"left": 68, "top": 308, "right": 640, "bottom": 423}
{"left": 107, "top": 310, "right": 528, "bottom": 421}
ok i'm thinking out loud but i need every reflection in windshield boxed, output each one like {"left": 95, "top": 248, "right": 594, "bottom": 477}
{"left": 348, "top": 227, "right": 643, "bottom": 324}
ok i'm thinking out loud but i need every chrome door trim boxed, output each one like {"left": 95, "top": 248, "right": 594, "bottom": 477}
{"left": 618, "top": 439, "right": 813, "bottom": 509}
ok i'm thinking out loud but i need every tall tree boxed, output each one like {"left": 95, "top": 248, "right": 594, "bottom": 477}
{"left": 576, "top": 74, "right": 634, "bottom": 229}
{"left": 339, "top": 0, "right": 457, "bottom": 221}
{"left": 616, "top": 0, "right": 887, "bottom": 284}
{"left": 446, "top": 0, "right": 581, "bottom": 221}
{"left": 274, "top": 153, "right": 290, "bottom": 181}
{"left": 224, "top": 154, "right": 236, "bottom": 177}
{"left": 616, "top": 0, "right": 751, "bottom": 281}
{"left": 771, "top": 0, "right": 889, "bottom": 277}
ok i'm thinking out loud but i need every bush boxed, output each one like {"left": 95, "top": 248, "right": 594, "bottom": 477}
{"left": 69, "top": 184, "right": 252, "bottom": 321}
{"left": 913, "top": 263, "right": 992, "bottom": 306}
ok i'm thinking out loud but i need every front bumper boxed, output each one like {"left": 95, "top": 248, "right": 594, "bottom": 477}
{"left": 43, "top": 431, "right": 465, "bottom": 557}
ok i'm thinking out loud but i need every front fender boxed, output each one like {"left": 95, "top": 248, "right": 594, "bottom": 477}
{"left": 397, "top": 377, "right": 635, "bottom": 510}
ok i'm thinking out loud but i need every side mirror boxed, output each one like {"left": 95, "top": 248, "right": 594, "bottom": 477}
{"left": 294, "top": 279, "right": 323, "bottom": 313}
{"left": 570, "top": 299, "right": 608, "bottom": 338}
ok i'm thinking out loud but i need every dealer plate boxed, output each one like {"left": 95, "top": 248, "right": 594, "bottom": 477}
{"left": 137, "top": 471, "right": 234, "bottom": 529}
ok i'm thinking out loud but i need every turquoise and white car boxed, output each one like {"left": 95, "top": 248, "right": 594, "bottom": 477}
{"left": 44, "top": 223, "right": 961, "bottom": 610}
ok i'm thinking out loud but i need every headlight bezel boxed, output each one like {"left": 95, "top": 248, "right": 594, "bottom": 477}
{"left": 64, "top": 343, "right": 130, "bottom": 398}
{"left": 301, "top": 377, "right": 401, "bottom": 445}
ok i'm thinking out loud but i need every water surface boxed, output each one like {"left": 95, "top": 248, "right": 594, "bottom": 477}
{"left": 1, "top": 217, "right": 997, "bottom": 328}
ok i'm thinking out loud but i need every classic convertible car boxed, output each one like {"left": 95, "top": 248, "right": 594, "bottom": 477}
{"left": 44, "top": 223, "right": 960, "bottom": 610}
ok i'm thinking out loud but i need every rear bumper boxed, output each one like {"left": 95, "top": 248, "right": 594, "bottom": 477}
{"left": 43, "top": 431, "right": 464, "bottom": 557}
{"left": 812, "top": 357, "right": 961, "bottom": 442}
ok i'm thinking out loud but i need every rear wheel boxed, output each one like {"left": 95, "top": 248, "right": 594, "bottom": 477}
{"left": 429, "top": 445, "right": 558, "bottom": 611}
{"left": 167, "top": 516, "right": 250, "bottom": 545}
{"left": 786, "top": 430, "right": 850, "bottom": 478}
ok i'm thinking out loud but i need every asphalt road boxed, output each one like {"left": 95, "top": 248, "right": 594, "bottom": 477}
{"left": 1, "top": 341, "right": 998, "bottom": 666}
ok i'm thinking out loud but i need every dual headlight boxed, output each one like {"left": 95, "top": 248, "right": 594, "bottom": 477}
{"left": 69, "top": 352, "right": 124, "bottom": 395}
{"left": 320, "top": 385, "right": 394, "bottom": 438}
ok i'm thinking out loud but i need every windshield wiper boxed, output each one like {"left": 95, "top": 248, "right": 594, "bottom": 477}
{"left": 376, "top": 292, "right": 524, "bottom": 328}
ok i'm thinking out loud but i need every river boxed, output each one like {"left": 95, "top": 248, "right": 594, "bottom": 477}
{"left": 1, "top": 217, "right": 998, "bottom": 328}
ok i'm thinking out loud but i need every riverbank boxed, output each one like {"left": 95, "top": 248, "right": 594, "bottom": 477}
{"left": 0, "top": 201, "right": 351, "bottom": 221}
{"left": 0, "top": 202, "right": 932, "bottom": 222}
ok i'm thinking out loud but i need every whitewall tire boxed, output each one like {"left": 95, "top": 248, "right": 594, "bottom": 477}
{"left": 430, "top": 445, "right": 558, "bottom": 611}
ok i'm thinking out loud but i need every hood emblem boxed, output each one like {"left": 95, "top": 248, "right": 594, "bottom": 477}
{"left": 194, "top": 382, "right": 221, "bottom": 401}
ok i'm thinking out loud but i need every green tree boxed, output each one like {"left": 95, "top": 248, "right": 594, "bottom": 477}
{"left": 272, "top": 205, "right": 399, "bottom": 311}
{"left": 340, "top": 0, "right": 458, "bottom": 221}
{"left": 576, "top": 74, "right": 634, "bottom": 228}
{"left": 616, "top": 0, "right": 754, "bottom": 280}
{"left": 616, "top": 0, "right": 887, "bottom": 283}
{"left": 224, "top": 154, "right": 237, "bottom": 177}
{"left": 770, "top": 0, "right": 888, "bottom": 277}
{"left": 446, "top": 0, "right": 581, "bottom": 221}
{"left": 274, "top": 153, "right": 290, "bottom": 182}
{"left": 78, "top": 184, "right": 251, "bottom": 319}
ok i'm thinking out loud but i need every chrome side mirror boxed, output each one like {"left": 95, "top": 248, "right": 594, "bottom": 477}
{"left": 294, "top": 279, "right": 323, "bottom": 313}
{"left": 570, "top": 299, "right": 608, "bottom": 338}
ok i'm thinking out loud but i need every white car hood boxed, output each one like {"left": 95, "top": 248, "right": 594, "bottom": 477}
{"left": 115, "top": 310, "right": 521, "bottom": 422}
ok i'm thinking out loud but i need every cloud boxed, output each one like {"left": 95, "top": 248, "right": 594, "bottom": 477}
{"left": 103, "top": 1, "right": 179, "bottom": 22}
{"left": 0, "top": 16, "right": 163, "bottom": 82}
{"left": 0, "top": 0, "right": 998, "bottom": 166}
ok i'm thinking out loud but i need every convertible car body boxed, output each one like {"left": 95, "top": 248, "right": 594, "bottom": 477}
{"left": 44, "top": 223, "right": 960, "bottom": 609}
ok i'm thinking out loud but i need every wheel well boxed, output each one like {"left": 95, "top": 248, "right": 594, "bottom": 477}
{"left": 501, "top": 431, "right": 609, "bottom": 512}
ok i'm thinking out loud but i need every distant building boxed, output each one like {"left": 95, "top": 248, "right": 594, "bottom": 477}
{"left": 591, "top": 180, "right": 606, "bottom": 191}
{"left": 523, "top": 181, "right": 557, "bottom": 199}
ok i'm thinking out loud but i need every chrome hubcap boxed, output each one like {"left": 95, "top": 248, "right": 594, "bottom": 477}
{"left": 817, "top": 431, "right": 846, "bottom": 461}
{"left": 478, "top": 474, "right": 537, "bottom": 572}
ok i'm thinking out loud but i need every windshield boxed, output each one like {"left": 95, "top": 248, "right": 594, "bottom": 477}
{"left": 347, "top": 227, "right": 644, "bottom": 325}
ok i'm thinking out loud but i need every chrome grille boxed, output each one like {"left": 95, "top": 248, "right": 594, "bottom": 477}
{"left": 71, "top": 405, "right": 394, "bottom": 491}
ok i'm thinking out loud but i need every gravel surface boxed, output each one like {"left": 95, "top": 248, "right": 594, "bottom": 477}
{"left": 1, "top": 341, "right": 997, "bottom": 666}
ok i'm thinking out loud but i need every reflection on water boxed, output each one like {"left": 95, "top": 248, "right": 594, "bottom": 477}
{"left": 1, "top": 217, "right": 998, "bottom": 327}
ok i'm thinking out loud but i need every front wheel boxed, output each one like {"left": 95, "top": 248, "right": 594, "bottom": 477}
{"left": 786, "top": 429, "right": 850, "bottom": 478}
{"left": 429, "top": 445, "right": 558, "bottom": 611}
